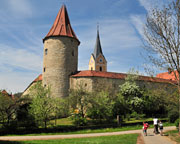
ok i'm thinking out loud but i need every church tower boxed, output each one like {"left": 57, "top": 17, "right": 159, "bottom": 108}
{"left": 42, "top": 5, "right": 80, "bottom": 98}
{"left": 89, "top": 26, "right": 107, "bottom": 72}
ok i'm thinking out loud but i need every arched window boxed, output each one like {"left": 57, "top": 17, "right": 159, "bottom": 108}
{"left": 44, "top": 67, "right": 46, "bottom": 72}
{"left": 100, "top": 66, "right": 102, "bottom": 71}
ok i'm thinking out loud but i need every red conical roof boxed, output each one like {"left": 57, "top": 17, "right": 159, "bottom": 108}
{"left": 43, "top": 5, "right": 80, "bottom": 44}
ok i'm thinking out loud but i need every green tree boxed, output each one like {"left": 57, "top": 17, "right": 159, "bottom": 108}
{"left": 29, "top": 82, "right": 58, "bottom": 129}
{"left": 119, "top": 72, "right": 143, "bottom": 113}
{"left": 87, "top": 91, "right": 114, "bottom": 122}
{"left": 0, "top": 91, "right": 24, "bottom": 126}
{"left": 142, "top": 0, "right": 180, "bottom": 130}
{"left": 69, "top": 84, "right": 90, "bottom": 118}
{"left": 142, "top": 89, "right": 168, "bottom": 117}
{"left": 112, "top": 93, "right": 129, "bottom": 120}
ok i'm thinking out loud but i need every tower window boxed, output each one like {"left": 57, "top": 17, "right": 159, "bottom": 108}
{"left": 44, "top": 67, "right": 46, "bottom": 72}
{"left": 100, "top": 66, "right": 102, "bottom": 71}
{"left": 72, "top": 50, "right": 74, "bottom": 56}
{"left": 45, "top": 49, "right": 48, "bottom": 55}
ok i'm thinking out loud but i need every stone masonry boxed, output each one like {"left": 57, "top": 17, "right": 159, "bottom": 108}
{"left": 43, "top": 37, "right": 79, "bottom": 98}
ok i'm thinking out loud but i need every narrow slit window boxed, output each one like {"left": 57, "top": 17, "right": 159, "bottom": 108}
{"left": 45, "top": 49, "right": 48, "bottom": 55}
{"left": 72, "top": 50, "right": 74, "bottom": 56}
{"left": 44, "top": 67, "right": 46, "bottom": 72}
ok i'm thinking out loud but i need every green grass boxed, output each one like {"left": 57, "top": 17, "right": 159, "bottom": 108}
{"left": 165, "top": 130, "right": 180, "bottom": 143}
{"left": 50, "top": 118, "right": 73, "bottom": 126}
{"left": 2, "top": 121, "right": 174, "bottom": 136}
{"left": 0, "top": 134, "right": 139, "bottom": 144}
{"left": 4, "top": 125, "right": 143, "bottom": 136}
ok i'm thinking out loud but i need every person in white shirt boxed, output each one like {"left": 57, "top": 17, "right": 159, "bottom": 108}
{"left": 153, "top": 118, "right": 159, "bottom": 134}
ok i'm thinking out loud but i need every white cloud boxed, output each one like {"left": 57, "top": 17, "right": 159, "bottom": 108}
{"left": 130, "top": 14, "right": 145, "bottom": 37}
{"left": 7, "top": 0, "right": 33, "bottom": 18}
{"left": 0, "top": 44, "right": 42, "bottom": 72}
{"left": 0, "top": 71, "right": 39, "bottom": 93}
{"left": 76, "top": 17, "right": 142, "bottom": 72}
{"left": 138, "top": 0, "right": 169, "bottom": 12}
{"left": 138, "top": 0, "right": 153, "bottom": 11}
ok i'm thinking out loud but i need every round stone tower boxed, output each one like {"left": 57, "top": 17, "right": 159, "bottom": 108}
{"left": 42, "top": 5, "right": 80, "bottom": 98}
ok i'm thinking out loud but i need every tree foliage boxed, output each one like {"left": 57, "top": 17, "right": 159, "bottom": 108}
{"left": 143, "top": 0, "right": 180, "bottom": 125}
{"left": 143, "top": 0, "right": 180, "bottom": 79}
{"left": 87, "top": 91, "right": 114, "bottom": 122}
{"left": 0, "top": 91, "right": 25, "bottom": 126}
{"left": 29, "top": 82, "right": 59, "bottom": 128}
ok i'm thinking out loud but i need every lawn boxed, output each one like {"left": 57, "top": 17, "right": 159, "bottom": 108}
{"left": 1, "top": 117, "right": 174, "bottom": 136}
{"left": 165, "top": 130, "right": 180, "bottom": 143}
{"left": 50, "top": 117, "right": 73, "bottom": 126}
{"left": 0, "top": 134, "right": 139, "bottom": 144}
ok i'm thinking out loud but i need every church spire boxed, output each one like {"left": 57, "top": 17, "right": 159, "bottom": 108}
{"left": 93, "top": 24, "right": 103, "bottom": 58}
{"left": 43, "top": 5, "right": 80, "bottom": 44}
{"left": 89, "top": 24, "right": 107, "bottom": 72}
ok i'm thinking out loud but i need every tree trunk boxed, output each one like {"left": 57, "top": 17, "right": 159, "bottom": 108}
{"left": 45, "top": 121, "right": 47, "bottom": 129}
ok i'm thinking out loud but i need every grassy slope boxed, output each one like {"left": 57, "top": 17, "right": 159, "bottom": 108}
{"left": 165, "top": 130, "right": 180, "bottom": 143}
{"left": 0, "top": 134, "right": 139, "bottom": 144}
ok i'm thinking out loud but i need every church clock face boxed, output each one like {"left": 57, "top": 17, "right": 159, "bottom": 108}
{"left": 99, "top": 58, "right": 103, "bottom": 63}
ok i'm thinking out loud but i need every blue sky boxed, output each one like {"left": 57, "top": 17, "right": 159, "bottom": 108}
{"left": 0, "top": 0, "right": 169, "bottom": 93}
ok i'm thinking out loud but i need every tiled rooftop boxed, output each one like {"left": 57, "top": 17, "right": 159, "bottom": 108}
{"left": 33, "top": 70, "right": 176, "bottom": 84}
{"left": 43, "top": 5, "right": 80, "bottom": 43}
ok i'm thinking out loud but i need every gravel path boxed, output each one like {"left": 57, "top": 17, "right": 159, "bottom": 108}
{"left": 0, "top": 126, "right": 176, "bottom": 143}
{"left": 143, "top": 126, "right": 176, "bottom": 144}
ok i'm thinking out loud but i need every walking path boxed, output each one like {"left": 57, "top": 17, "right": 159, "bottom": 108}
{"left": 0, "top": 126, "right": 176, "bottom": 143}
{"left": 143, "top": 126, "right": 176, "bottom": 144}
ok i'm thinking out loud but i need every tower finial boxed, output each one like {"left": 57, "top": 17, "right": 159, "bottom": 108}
{"left": 97, "top": 22, "right": 99, "bottom": 32}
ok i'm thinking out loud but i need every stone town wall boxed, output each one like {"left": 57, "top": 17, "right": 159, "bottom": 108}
{"left": 70, "top": 77, "right": 93, "bottom": 92}
{"left": 70, "top": 76, "right": 176, "bottom": 94}
{"left": 43, "top": 36, "right": 79, "bottom": 98}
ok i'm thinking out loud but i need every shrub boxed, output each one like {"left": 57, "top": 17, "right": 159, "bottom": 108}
{"left": 71, "top": 113, "right": 87, "bottom": 126}
{"left": 168, "top": 110, "right": 179, "bottom": 123}
{"left": 175, "top": 118, "right": 180, "bottom": 130}
{"left": 130, "top": 112, "right": 145, "bottom": 120}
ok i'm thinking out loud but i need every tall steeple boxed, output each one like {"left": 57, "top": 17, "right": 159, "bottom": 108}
{"left": 93, "top": 24, "right": 103, "bottom": 59}
{"left": 89, "top": 25, "right": 107, "bottom": 72}
{"left": 43, "top": 5, "right": 80, "bottom": 44}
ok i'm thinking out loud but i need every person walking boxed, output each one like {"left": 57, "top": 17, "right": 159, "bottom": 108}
{"left": 153, "top": 118, "right": 159, "bottom": 134}
{"left": 158, "top": 120, "right": 163, "bottom": 136}
{"left": 143, "top": 122, "right": 149, "bottom": 136}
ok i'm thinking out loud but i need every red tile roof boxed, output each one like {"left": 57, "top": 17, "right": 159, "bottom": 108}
{"left": 1, "top": 90, "right": 14, "bottom": 99}
{"left": 28, "top": 71, "right": 176, "bottom": 93}
{"left": 23, "top": 74, "right": 42, "bottom": 93}
{"left": 2, "top": 90, "right": 8, "bottom": 95}
{"left": 156, "top": 71, "right": 178, "bottom": 81}
{"left": 34, "top": 74, "right": 42, "bottom": 82}
{"left": 71, "top": 70, "right": 176, "bottom": 84}
{"left": 43, "top": 5, "right": 80, "bottom": 44}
